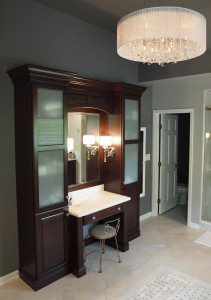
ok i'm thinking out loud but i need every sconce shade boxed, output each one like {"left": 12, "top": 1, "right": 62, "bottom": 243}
{"left": 100, "top": 136, "right": 112, "bottom": 147}
{"left": 83, "top": 135, "right": 96, "bottom": 146}
{"left": 67, "top": 138, "right": 74, "bottom": 152}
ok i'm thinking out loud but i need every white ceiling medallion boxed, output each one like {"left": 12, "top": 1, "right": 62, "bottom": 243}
{"left": 117, "top": 7, "right": 206, "bottom": 65}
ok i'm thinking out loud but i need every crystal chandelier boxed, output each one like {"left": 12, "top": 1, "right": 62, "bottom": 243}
{"left": 117, "top": 7, "right": 206, "bottom": 65}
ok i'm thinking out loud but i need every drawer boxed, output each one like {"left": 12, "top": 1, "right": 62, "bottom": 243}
{"left": 83, "top": 204, "right": 123, "bottom": 225}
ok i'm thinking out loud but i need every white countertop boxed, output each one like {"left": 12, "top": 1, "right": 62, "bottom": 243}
{"left": 68, "top": 191, "right": 130, "bottom": 217}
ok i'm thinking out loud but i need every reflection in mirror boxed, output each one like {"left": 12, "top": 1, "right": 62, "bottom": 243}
{"left": 67, "top": 112, "right": 99, "bottom": 186}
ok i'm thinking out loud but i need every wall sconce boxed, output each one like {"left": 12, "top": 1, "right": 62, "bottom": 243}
{"left": 67, "top": 138, "right": 75, "bottom": 160}
{"left": 83, "top": 135, "right": 98, "bottom": 160}
{"left": 99, "top": 136, "right": 115, "bottom": 162}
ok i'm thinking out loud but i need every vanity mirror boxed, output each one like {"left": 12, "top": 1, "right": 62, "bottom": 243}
{"left": 67, "top": 112, "right": 100, "bottom": 187}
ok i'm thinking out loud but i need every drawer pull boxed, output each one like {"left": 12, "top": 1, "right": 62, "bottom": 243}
{"left": 92, "top": 216, "right": 96, "bottom": 220}
{"left": 117, "top": 207, "right": 121, "bottom": 211}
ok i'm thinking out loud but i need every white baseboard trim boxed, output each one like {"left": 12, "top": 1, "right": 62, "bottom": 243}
{"left": 0, "top": 270, "right": 18, "bottom": 286}
{"left": 188, "top": 221, "right": 200, "bottom": 229}
{"left": 200, "top": 220, "right": 211, "bottom": 231}
{"left": 140, "top": 212, "right": 152, "bottom": 222}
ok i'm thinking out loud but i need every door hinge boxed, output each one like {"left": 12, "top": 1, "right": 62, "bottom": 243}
{"left": 158, "top": 162, "right": 161, "bottom": 167}
{"left": 159, "top": 123, "right": 162, "bottom": 130}
{"left": 157, "top": 198, "right": 161, "bottom": 204}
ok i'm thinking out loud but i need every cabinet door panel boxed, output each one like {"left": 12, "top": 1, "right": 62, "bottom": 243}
{"left": 124, "top": 143, "right": 139, "bottom": 184}
{"left": 125, "top": 99, "right": 139, "bottom": 140}
{"left": 38, "top": 150, "right": 64, "bottom": 208}
{"left": 122, "top": 187, "right": 140, "bottom": 239}
{"left": 37, "top": 88, "right": 64, "bottom": 146}
{"left": 36, "top": 211, "right": 67, "bottom": 274}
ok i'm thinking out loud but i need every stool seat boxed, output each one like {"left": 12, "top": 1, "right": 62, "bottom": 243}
{"left": 88, "top": 218, "right": 121, "bottom": 273}
{"left": 89, "top": 224, "right": 116, "bottom": 240}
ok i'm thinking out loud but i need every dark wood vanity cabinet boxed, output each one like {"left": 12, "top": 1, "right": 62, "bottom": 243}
{"left": 8, "top": 65, "right": 75, "bottom": 290}
{"left": 122, "top": 186, "right": 140, "bottom": 240}
{"left": 68, "top": 159, "right": 76, "bottom": 185}
{"left": 35, "top": 209, "right": 69, "bottom": 277}
{"left": 67, "top": 76, "right": 114, "bottom": 114}
{"left": 8, "top": 64, "right": 147, "bottom": 290}
{"left": 105, "top": 83, "right": 146, "bottom": 242}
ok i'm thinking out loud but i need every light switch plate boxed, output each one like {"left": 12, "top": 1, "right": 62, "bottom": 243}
{"left": 145, "top": 154, "right": 151, "bottom": 161}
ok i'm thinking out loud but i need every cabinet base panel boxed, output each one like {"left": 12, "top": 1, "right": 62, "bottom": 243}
{"left": 71, "top": 266, "right": 86, "bottom": 278}
{"left": 105, "top": 239, "right": 129, "bottom": 252}
{"left": 19, "top": 266, "right": 70, "bottom": 291}
{"left": 127, "top": 229, "right": 140, "bottom": 242}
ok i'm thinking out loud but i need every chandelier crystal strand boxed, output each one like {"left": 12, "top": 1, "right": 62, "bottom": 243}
{"left": 117, "top": 7, "right": 206, "bottom": 65}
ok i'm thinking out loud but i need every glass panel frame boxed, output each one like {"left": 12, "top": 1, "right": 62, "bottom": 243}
{"left": 34, "top": 84, "right": 67, "bottom": 213}
{"left": 124, "top": 143, "right": 139, "bottom": 185}
{"left": 38, "top": 149, "right": 65, "bottom": 209}
{"left": 36, "top": 87, "right": 64, "bottom": 146}
{"left": 125, "top": 99, "right": 139, "bottom": 141}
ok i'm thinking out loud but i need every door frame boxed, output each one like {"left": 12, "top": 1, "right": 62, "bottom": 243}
{"left": 152, "top": 109, "right": 194, "bottom": 227}
{"left": 140, "top": 127, "right": 146, "bottom": 198}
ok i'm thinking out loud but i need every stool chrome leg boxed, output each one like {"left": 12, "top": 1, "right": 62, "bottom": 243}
{"left": 99, "top": 239, "right": 103, "bottom": 273}
{"left": 114, "top": 235, "right": 121, "bottom": 263}
{"left": 102, "top": 239, "right": 105, "bottom": 254}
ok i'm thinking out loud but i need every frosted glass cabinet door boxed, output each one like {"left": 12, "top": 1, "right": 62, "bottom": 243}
{"left": 124, "top": 143, "right": 138, "bottom": 184}
{"left": 38, "top": 150, "right": 64, "bottom": 208}
{"left": 37, "top": 88, "right": 64, "bottom": 146}
{"left": 125, "top": 99, "right": 139, "bottom": 140}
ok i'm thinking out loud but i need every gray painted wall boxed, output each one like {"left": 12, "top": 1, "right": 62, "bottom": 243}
{"left": 139, "top": 50, "right": 211, "bottom": 82}
{"left": 140, "top": 73, "right": 211, "bottom": 225}
{"left": 0, "top": 0, "right": 138, "bottom": 277}
{"left": 140, "top": 87, "right": 153, "bottom": 216}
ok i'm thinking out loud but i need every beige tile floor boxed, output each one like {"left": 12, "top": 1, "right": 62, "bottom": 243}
{"left": 1, "top": 206, "right": 211, "bottom": 300}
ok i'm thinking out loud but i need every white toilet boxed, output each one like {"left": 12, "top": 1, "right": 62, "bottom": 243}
{"left": 178, "top": 184, "right": 188, "bottom": 205}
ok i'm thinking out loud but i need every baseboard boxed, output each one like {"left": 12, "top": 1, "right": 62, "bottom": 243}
{"left": 140, "top": 212, "right": 152, "bottom": 222}
{"left": 199, "top": 220, "right": 211, "bottom": 231}
{"left": 19, "top": 266, "right": 70, "bottom": 291}
{"left": 0, "top": 270, "right": 18, "bottom": 286}
{"left": 127, "top": 229, "right": 140, "bottom": 242}
{"left": 188, "top": 221, "right": 200, "bottom": 229}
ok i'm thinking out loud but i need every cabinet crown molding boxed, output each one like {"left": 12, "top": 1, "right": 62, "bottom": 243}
{"left": 8, "top": 64, "right": 76, "bottom": 86}
{"left": 113, "top": 82, "right": 147, "bottom": 98}
{"left": 69, "top": 76, "right": 114, "bottom": 94}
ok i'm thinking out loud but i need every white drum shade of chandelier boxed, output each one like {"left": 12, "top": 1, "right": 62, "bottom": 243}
{"left": 117, "top": 7, "right": 206, "bottom": 65}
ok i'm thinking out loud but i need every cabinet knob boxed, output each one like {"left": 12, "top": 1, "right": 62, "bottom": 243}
{"left": 92, "top": 216, "right": 96, "bottom": 220}
{"left": 118, "top": 207, "right": 121, "bottom": 211}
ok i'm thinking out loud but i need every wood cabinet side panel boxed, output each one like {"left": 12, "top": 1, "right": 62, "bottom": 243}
{"left": 14, "top": 78, "right": 36, "bottom": 278}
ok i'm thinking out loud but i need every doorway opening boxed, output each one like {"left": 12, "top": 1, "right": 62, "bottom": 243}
{"left": 158, "top": 113, "right": 190, "bottom": 223}
{"left": 152, "top": 109, "right": 194, "bottom": 227}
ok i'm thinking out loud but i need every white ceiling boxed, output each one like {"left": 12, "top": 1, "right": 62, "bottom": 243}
{"left": 35, "top": 0, "right": 211, "bottom": 47}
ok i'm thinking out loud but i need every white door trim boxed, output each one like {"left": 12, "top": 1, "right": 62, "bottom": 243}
{"left": 152, "top": 108, "right": 194, "bottom": 227}
{"left": 140, "top": 127, "right": 146, "bottom": 198}
{"left": 199, "top": 102, "right": 207, "bottom": 224}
